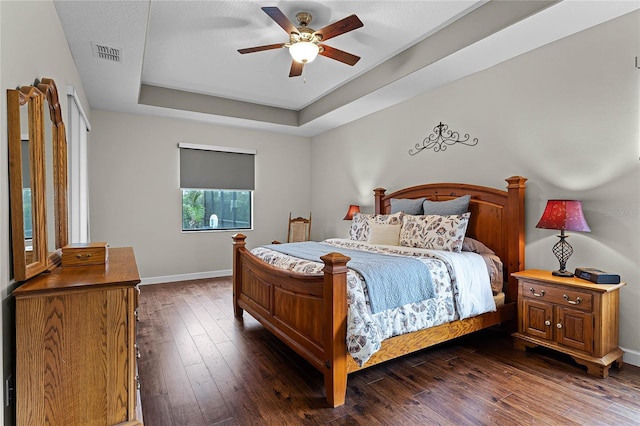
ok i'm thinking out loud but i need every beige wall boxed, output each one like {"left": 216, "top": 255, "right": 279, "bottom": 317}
{"left": 88, "top": 111, "right": 311, "bottom": 281}
{"left": 310, "top": 11, "right": 640, "bottom": 365}
{"left": 1, "top": 1, "right": 91, "bottom": 424}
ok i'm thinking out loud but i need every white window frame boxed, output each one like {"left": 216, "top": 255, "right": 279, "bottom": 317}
{"left": 67, "top": 86, "right": 91, "bottom": 243}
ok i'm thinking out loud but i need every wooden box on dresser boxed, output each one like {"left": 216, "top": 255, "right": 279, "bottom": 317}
{"left": 14, "top": 247, "right": 143, "bottom": 426}
{"left": 512, "top": 269, "right": 626, "bottom": 378}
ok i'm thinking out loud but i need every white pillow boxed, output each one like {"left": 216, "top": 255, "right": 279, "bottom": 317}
{"left": 367, "top": 223, "right": 401, "bottom": 246}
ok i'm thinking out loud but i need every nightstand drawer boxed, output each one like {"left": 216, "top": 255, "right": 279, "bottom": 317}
{"left": 520, "top": 280, "right": 593, "bottom": 311}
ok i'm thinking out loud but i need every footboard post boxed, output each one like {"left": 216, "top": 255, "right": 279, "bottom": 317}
{"left": 320, "top": 252, "right": 351, "bottom": 408}
{"left": 232, "top": 233, "right": 247, "bottom": 318}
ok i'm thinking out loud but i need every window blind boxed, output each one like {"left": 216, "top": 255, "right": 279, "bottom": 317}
{"left": 179, "top": 143, "right": 256, "bottom": 190}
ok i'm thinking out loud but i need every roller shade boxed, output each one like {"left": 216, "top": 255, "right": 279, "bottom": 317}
{"left": 179, "top": 143, "right": 255, "bottom": 190}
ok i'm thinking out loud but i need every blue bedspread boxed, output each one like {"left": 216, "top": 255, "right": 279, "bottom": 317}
{"left": 263, "top": 242, "right": 434, "bottom": 313}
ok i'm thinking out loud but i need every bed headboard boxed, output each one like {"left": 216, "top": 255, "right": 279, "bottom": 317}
{"left": 374, "top": 176, "right": 526, "bottom": 302}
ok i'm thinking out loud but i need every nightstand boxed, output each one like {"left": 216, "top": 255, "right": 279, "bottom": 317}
{"left": 512, "top": 269, "right": 626, "bottom": 378}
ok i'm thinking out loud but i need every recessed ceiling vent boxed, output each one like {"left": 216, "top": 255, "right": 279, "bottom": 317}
{"left": 92, "top": 42, "right": 122, "bottom": 63}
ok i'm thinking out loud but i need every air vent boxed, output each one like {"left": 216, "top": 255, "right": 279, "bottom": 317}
{"left": 92, "top": 42, "right": 122, "bottom": 63}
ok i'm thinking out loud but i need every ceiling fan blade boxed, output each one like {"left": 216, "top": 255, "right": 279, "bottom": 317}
{"left": 262, "top": 6, "right": 298, "bottom": 35}
{"left": 238, "top": 43, "right": 285, "bottom": 54}
{"left": 289, "top": 61, "right": 304, "bottom": 77}
{"left": 319, "top": 45, "right": 361, "bottom": 66}
{"left": 315, "top": 14, "right": 363, "bottom": 42}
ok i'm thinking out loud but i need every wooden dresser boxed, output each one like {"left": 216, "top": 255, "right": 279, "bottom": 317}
{"left": 14, "top": 247, "right": 143, "bottom": 426}
{"left": 512, "top": 269, "right": 625, "bottom": 378}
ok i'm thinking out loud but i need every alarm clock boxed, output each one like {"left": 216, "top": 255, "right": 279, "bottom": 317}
{"left": 574, "top": 267, "right": 620, "bottom": 284}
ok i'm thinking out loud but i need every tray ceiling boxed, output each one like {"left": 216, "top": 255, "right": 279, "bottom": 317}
{"left": 53, "top": 1, "right": 639, "bottom": 136}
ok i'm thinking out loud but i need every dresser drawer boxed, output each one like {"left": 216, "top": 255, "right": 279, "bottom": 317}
{"left": 520, "top": 280, "right": 593, "bottom": 311}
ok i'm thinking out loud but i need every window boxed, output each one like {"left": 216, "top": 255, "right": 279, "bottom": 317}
{"left": 182, "top": 189, "right": 251, "bottom": 231}
{"left": 179, "top": 143, "right": 255, "bottom": 232}
{"left": 21, "top": 139, "right": 33, "bottom": 239}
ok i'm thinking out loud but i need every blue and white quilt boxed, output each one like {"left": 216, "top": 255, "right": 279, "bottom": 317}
{"left": 251, "top": 238, "right": 495, "bottom": 366}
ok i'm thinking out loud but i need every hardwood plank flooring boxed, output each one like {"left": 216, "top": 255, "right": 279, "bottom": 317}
{"left": 137, "top": 278, "right": 640, "bottom": 425}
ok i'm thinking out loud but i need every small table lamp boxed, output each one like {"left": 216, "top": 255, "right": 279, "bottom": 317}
{"left": 536, "top": 200, "right": 591, "bottom": 277}
{"left": 343, "top": 205, "right": 360, "bottom": 220}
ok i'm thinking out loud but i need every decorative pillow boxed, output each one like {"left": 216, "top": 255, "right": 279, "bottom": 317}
{"left": 399, "top": 212, "right": 471, "bottom": 252}
{"left": 422, "top": 194, "right": 471, "bottom": 215}
{"left": 349, "top": 212, "right": 403, "bottom": 241}
{"left": 390, "top": 197, "right": 425, "bottom": 215}
{"left": 367, "top": 223, "right": 401, "bottom": 246}
{"left": 462, "top": 237, "right": 495, "bottom": 255}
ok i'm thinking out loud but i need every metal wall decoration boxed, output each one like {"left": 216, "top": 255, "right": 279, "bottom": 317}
{"left": 409, "top": 121, "right": 478, "bottom": 155}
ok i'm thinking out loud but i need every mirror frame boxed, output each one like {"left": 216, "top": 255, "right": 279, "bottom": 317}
{"left": 8, "top": 78, "right": 69, "bottom": 282}
{"left": 36, "top": 78, "right": 69, "bottom": 261}
{"left": 8, "top": 86, "right": 48, "bottom": 281}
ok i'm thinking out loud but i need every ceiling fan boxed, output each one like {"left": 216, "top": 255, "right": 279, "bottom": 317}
{"left": 238, "top": 6, "right": 364, "bottom": 77}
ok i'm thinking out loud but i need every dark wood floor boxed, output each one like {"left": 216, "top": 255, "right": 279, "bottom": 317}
{"left": 137, "top": 278, "right": 640, "bottom": 425}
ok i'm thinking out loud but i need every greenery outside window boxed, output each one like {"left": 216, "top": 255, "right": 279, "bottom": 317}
{"left": 182, "top": 189, "right": 252, "bottom": 231}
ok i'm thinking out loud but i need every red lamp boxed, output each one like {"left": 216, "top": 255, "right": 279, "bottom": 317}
{"left": 536, "top": 200, "right": 591, "bottom": 277}
{"left": 343, "top": 205, "right": 360, "bottom": 220}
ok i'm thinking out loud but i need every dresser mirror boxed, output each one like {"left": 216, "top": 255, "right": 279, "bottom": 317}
{"left": 8, "top": 86, "right": 48, "bottom": 281}
{"left": 8, "top": 78, "right": 69, "bottom": 282}
{"left": 37, "top": 78, "right": 69, "bottom": 258}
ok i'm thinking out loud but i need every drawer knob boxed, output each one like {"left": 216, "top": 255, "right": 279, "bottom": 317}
{"left": 544, "top": 320, "right": 551, "bottom": 326}
{"left": 529, "top": 287, "right": 546, "bottom": 297}
{"left": 75, "top": 253, "right": 92, "bottom": 259}
{"left": 563, "top": 294, "right": 582, "bottom": 305}
{"left": 556, "top": 322, "right": 563, "bottom": 329}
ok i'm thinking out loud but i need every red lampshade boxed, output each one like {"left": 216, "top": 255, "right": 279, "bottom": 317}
{"left": 536, "top": 200, "right": 591, "bottom": 232}
{"left": 343, "top": 204, "right": 360, "bottom": 220}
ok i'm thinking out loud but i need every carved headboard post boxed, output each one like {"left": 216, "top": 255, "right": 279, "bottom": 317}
{"left": 373, "top": 188, "right": 386, "bottom": 214}
{"left": 505, "top": 176, "right": 527, "bottom": 302}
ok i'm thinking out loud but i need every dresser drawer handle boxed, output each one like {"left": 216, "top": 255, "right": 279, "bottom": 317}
{"left": 75, "top": 253, "right": 92, "bottom": 259}
{"left": 563, "top": 294, "right": 582, "bottom": 305}
{"left": 544, "top": 320, "right": 551, "bottom": 326}
{"left": 529, "top": 287, "right": 546, "bottom": 297}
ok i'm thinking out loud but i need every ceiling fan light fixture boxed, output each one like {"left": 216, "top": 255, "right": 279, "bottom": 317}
{"left": 289, "top": 41, "right": 319, "bottom": 64}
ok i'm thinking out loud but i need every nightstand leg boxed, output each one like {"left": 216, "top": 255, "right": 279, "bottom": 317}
{"left": 576, "top": 360, "right": 609, "bottom": 378}
{"left": 512, "top": 333, "right": 536, "bottom": 352}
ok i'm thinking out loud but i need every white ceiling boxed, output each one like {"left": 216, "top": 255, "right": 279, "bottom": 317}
{"left": 53, "top": 1, "right": 639, "bottom": 137}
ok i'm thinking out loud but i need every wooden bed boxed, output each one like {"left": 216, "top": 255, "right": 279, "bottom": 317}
{"left": 232, "top": 176, "right": 526, "bottom": 407}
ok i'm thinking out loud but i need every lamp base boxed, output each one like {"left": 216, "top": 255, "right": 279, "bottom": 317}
{"left": 552, "top": 269, "right": 574, "bottom": 277}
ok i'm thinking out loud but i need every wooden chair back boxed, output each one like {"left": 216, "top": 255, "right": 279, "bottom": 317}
{"left": 287, "top": 212, "right": 312, "bottom": 242}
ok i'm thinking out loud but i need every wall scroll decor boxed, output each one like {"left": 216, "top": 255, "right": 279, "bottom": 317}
{"left": 409, "top": 121, "right": 478, "bottom": 155}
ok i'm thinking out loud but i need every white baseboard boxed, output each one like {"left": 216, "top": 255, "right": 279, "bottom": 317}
{"left": 140, "top": 269, "right": 232, "bottom": 285}
{"left": 621, "top": 346, "right": 640, "bottom": 367}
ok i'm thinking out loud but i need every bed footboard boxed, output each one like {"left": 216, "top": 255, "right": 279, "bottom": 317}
{"left": 232, "top": 234, "right": 351, "bottom": 406}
